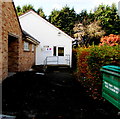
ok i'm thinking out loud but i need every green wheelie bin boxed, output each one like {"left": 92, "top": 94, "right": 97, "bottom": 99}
{"left": 100, "top": 65, "right": 120, "bottom": 110}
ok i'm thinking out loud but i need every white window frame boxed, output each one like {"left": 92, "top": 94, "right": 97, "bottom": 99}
{"left": 24, "top": 41, "right": 29, "bottom": 51}
{"left": 58, "top": 47, "right": 64, "bottom": 56}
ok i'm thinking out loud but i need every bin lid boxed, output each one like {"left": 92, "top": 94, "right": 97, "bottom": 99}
{"left": 101, "top": 65, "right": 120, "bottom": 73}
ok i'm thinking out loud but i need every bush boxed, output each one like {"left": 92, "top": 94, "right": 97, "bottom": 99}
{"left": 76, "top": 45, "right": 120, "bottom": 100}
{"left": 100, "top": 34, "right": 120, "bottom": 46}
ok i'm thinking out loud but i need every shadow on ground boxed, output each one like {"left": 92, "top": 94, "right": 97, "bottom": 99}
{"left": 2, "top": 66, "right": 120, "bottom": 119}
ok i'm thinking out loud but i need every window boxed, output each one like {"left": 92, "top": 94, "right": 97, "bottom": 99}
{"left": 24, "top": 41, "right": 29, "bottom": 51}
{"left": 32, "top": 44, "right": 35, "bottom": 51}
{"left": 58, "top": 47, "right": 64, "bottom": 56}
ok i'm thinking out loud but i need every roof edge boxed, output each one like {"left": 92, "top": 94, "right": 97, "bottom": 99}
{"left": 23, "top": 30, "right": 40, "bottom": 45}
{"left": 12, "top": 1, "right": 23, "bottom": 34}
{"left": 19, "top": 10, "right": 74, "bottom": 41}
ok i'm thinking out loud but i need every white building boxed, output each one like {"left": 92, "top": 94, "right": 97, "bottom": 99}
{"left": 19, "top": 10, "right": 73, "bottom": 67}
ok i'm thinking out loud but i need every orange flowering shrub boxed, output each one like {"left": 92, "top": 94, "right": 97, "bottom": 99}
{"left": 100, "top": 34, "right": 120, "bottom": 46}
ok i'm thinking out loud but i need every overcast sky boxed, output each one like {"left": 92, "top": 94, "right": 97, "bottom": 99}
{"left": 13, "top": 0, "right": 120, "bottom": 16}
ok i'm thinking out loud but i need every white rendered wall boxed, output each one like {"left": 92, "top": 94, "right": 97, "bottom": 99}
{"left": 19, "top": 11, "right": 73, "bottom": 67}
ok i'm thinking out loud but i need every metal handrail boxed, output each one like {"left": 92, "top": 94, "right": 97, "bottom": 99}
{"left": 65, "top": 54, "right": 70, "bottom": 66}
{"left": 44, "top": 55, "right": 70, "bottom": 67}
{"left": 44, "top": 56, "right": 59, "bottom": 66}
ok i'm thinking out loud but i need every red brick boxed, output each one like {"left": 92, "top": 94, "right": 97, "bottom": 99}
{"left": 1, "top": 2, "right": 36, "bottom": 80}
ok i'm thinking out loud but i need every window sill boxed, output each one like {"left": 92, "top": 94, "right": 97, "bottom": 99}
{"left": 24, "top": 49, "right": 30, "bottom": 52}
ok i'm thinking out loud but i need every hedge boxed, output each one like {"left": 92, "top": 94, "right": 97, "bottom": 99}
{"left": 75, "top": 45, "right": 120, "bottom": 100}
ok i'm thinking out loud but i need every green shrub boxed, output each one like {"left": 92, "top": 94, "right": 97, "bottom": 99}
{"left": 76, "top": 45, "right": 120, "bottom": 100}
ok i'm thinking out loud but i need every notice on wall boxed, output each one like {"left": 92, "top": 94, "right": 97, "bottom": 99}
{"left": 46, "top": 48, "right": 52, "bottom": 51}
{"left": 43, "top": 46, "right": 52, "bottom": 51}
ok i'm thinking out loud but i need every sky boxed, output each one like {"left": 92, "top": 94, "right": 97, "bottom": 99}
{"left": 13, "top": 0, "right": 120, "bottom": 16}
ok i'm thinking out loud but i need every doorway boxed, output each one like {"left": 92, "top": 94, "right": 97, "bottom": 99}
{"left": 53, "top": 46, "right": 64, "bottom": 56}
{"left": 8, "top": 35, "right": 19, "bottom": 72}
{"left": 52, "top": 46, "right": 66, "bottom": 65}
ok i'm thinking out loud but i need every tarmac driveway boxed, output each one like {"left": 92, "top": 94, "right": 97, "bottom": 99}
{"left": 2, "top": 66, "right": 119, "bottom": 119}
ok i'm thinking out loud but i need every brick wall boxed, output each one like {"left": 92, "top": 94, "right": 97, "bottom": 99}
{"left": 0, "top": 0, "right": 2, "bottom": 81}
{"left": 19, "top": 40, "right": 36, "bottom": 71}
{"left": 1, "top": 1, "right": 37, "bottom": 81}
{"left": 2, "top": 1, "right": 22, "bottom": 80}
{"left": 8, "top": 35, "right": 19, "bottom": 72}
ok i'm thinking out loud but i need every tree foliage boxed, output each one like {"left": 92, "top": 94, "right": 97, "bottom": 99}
{"left": 73, "top": 20, "right": 105, "bottom": 47}
{"left": 73, "top": 3, "right": 120, "bottom": 47}
{"left": 49, "top": 6, "right": 77, "bottom": 37}
{"left": 16, "top": 5, "right": 22, "bottom": 16}
{"left": 22, "top": 4, "right": 35, "bottom": 13}
{"left": 37, "top": 8, "right": 46, "bottom": 19}
{"left": 86, "top": 21, "right": 105, "bottom": 44}
{"left": 77, "top": 10, "right": 94, "bottom": 25}
{"left": 48, "top": 9, "right": 60, "bottom": 27}
{"left": 16, "top": 4, "right": 46, "bottom": 19}
{"left": 16, "top": 3, "right": 120, "bottom": 46}
{"left": 16, "top": 4, "right": 35, "bottom": 16}
{"left": 94, "top": 4, "right": 120, "bottom": 35}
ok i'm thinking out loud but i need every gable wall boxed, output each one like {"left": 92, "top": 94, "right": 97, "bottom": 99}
{"left": 19, "top": 12, "right": 72, "bottom": 66}
{"left": 19, "top": 12, "right": 73, "bottom": 44}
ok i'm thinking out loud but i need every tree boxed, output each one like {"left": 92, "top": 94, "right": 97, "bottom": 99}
{"left": 73, "top": 20, "right": 105, "bottom": 47}
{"left": 94, "top": 4, "right": 120, "bottom": 35}
{"left": 86, "top": 20, "right": 105, "bottom": 45}
{"left": 73, "top": 3, "right": 120, "bottom": 47}
{"left": 16, "top": 4, "right": 35, "bottom": 16}
{"left": 76, "top": 10, "right": 94, "bottom": 26}
{"left": 16, "top": 5, "right": 22, "bottom": 16}
{"left": 22, "top": 4, "right": 35, "bottom": 13}
{"left": 77, "top": 10, "right": 88, "bottom": 22}
{"left": 48, "top": 9, "right": 60, "bottom": 25}
{"left": 49, "top": 6, "right": 77, "bottom": 37}
{"left": 37, "top": 8, "right": 46, "bottom": 19}
{"left": 16, "top": 5, "right": 21, "bottom": 12}
{"left": 16, "top": 4, "right": 47, "bottom": 19}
